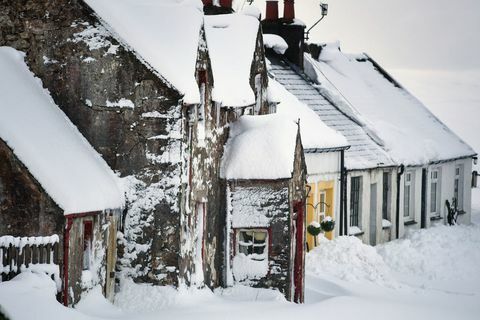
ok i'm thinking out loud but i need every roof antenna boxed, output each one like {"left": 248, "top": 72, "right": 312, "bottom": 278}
{"left": 305, "top": 2, "right": 328, "bottom": 41}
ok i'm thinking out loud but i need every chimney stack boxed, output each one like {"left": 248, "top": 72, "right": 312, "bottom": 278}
{"left": 265, "top": 1, "right": 279, "bottom": 20}
{"left": 219, "top": 0, "right": 232, "bottom": 9}
{"left": 283, "top": 0, "right": 295, "bottom": 20}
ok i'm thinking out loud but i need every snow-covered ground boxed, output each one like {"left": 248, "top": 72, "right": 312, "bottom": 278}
{"left": 1, "top": 189, "right": 479, "bottom": 320}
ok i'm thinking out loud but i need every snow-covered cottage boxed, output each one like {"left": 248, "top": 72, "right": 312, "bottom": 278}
{"left": 262, "top": 2, "right": 398, "bottom": 246}
{"left": 0, "top": 47, "right": 124, "bottom": 305}
{"left": 221, "top": 115, "right": 307, "bottom": 303}
{"left": 267, "top": 77, "right": 350, "bottom": 248}
{"left": 307, "top": 42, "right": 477, "bottom": 237}
{"left": 0, "top": 0, "right": 309, "bottom": 304}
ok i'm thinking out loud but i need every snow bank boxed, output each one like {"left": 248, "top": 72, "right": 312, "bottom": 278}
{"left": 0, "top": 272, "right": 92, "bottom": 320}
{"left": 309, "top": 42, "right": 475, "bottom": 165}
{"left": 221, "top": 114, "right": 298, "bottom": 180}
{"left": 306, "top": 236, "right": 397, "bottom": 287}
{"left": 263, "top": 34, "right": 288, "bottom": 55}
{"left": 84, "top": 0, "right": 203, "bottom": 104}
{"left": 269, "top": 77, "right": 349, "bottom": 150}
{"left": 205, "top": 13, "right": 259, "bottom": 107}
{"left": 377, "top": 224, "right": 480, "bottom": 283}
{"left": 232, "top": 254, "right": 269, "bottom": 282}
{"left": 0, "top": 47, "right": 124, "bottom": 214}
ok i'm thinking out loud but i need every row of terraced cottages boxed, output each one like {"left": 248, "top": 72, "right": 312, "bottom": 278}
{"left": 0, "top": 0, "right": 476, "bottom": 308}
{"left": 261, "top": 0, "right": 476, "bottom": 247}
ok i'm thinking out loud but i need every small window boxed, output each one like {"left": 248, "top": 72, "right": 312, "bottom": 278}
{"left": 454, "top": 165, "right": 464, "bottom": 210}
{"left": 350, "top": 177, "right": 362, "bottom": 227}
{"left": 83, "top": 221, "right": 93, "bottom": 270}
{"left": 319, "top": 191, "right": 327, "bottom": 215}
{"left": 237, "top": 229, "right": 268, "bottom": 261}
{"left": 404, "top": 171, "right": 414, "bottom": 221}
{"left": 430, "top": 169, "right": 440, "bottom": 216}
{"left": 382, "top": 172, "right": 390, "bottom": 220}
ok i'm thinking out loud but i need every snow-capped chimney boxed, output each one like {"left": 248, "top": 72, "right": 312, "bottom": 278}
{"left": 219, "top": 0, "right": 232, "bottom": 9}
{"left": 265, "top": 1, "right": 279, "bottom": 20}
{"left": 283, "top": 0, "right": 295, "bottom": 20}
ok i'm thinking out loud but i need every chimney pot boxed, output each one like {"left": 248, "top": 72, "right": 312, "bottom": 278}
{"left": 219, "top": 0, "right": 232, "bottom": 9}
{"left": 283, "top": 0, "right": 295, "bottom": 20}
{"left": 202, "top": 0, "right": 213, "bottom": 6}
{"left": 265, "top": 1, "right": 279, "bottom": 20}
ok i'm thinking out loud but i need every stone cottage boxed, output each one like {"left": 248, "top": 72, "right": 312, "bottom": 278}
{"left": 0, "top": 47, "right": 124, "bottom": 304}
{"left": 0, "top": 0, "right": 309, "bottom": 304}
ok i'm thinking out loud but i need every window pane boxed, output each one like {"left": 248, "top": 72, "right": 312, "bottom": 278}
{"left": 430, "top": 182, "right": 437, "bottom": 213}
{"left": 253, "top": 231, "right": 267, "bottom": 243}
{"left": 404, "top": 185, "right": 410, "bottom": 217}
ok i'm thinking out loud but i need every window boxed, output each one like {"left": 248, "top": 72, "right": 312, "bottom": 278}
{"left": 254, "top": 74, "right": 262, "bottom": 114}
{"left": 350, "top": 177, "right": 362, "bottom": 227}
{"left": 197, "top": 70, "right": 207, "bottom": 144}
{"left": 404, "top": 171, "right": 414, "bottom": 221}
{"left": 319, "top": 191, "right": 327, "bottom": 215}
{"left": 237, "top": 229, "right": 268, "bottom": 261}
{"left": 430, "top": 169, "right": 440, "bottom": 216}
{"left": 83, "top": 221, "right": 93, "bottom": 270}
{"left": 382, "top": 172, "right": 390, "bottom": 220}
{"left": 454, "top": 165, "right": 464, "bottom": 210}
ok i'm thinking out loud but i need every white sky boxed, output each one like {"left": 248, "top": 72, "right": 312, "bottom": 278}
{"left": 240, "top": 0, "right": 480, "bottom": 70}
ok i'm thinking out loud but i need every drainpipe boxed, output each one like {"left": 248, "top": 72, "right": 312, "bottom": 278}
{"left": 63, "top": 216, "right": 73, "bottom": 306}
{"left": 339, "top": 150, "right": 345, "bottom": 235}
{"left": 395, "top": 165, "right": 405, "bottom": 239}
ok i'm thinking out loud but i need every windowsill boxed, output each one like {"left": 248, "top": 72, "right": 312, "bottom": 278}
{"left": 457, "top": 210, "right": 467, "bottom": 215}
{"left": 404, "top": 220, "right": 417, "bottom": 226}
{"left": 382, "top": 225, "right": 391, "bottom": 230}
{"left": 348, "top": 230, "right": 364, "bottom": 236}
{"left": 430, "top": 216, "right": 443, "bottom": 221}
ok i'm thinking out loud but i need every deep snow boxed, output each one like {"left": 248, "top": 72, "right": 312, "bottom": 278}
{"left": 2, "top": 190, "right": 479, "bottom": 320}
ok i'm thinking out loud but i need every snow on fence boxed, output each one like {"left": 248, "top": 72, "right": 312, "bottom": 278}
{"left": 0, "top": 235, "right": 60, "bottom": 288}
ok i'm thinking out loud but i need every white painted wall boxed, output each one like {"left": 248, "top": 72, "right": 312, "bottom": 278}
{"left": 401, "top": 158, "right": 474, "bottom": 237}
{"left": 346, "top": 168, "right": 398, "bottom": 245}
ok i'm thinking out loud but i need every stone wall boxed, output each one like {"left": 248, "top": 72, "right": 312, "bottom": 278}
{"left": 0, "top": 0, "right": 184, "bottom": 286}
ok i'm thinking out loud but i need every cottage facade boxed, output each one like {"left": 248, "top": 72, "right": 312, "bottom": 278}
{"left": 0, "top": 47, "right": 124, "bottom": 304}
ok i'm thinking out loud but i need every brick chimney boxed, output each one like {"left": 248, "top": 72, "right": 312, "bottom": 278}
{"left": 202, "top": 0, "right": 213, "bottom": 5}
{"left": 262, "top": 0, "right": 305, "bottom": 69}
{"left": 283, "top": 0, "right": 295, "bottom": 20}
{"left": 265, "top": 1, "right": 279, "bottom": 20}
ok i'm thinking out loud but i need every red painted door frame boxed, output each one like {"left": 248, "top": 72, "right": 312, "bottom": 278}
{"left": 293, "top": 201, "right": 305, "bottom": 303}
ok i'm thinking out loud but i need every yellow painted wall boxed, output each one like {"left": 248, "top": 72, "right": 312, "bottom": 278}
{"left": 306, "top": 180, "right": 336, "bottom": 249}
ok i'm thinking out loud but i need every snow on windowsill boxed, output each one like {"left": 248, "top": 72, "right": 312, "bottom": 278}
{"left": 348, "top": 226, "right": 363, "bottom": 236}
{"left": 382, "top": 219, "right": 392, "bottom": 229}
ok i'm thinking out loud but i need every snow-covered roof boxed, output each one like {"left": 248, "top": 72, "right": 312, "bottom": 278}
{"left": 309, "top": 43, "right": 476, "bottom": 166}
{"left": 268, "top": 56, "right": 394, "bottom": 170}
{"left": 263, "top": 34, "right": 288, "bottom": 55}
{"left": 84, "top": 0, "right": 203, "bottom": 104}
{"left": 221, "top": 114, "right": 299, "bottom": 180}
{"left": 205, "top": 12, "right": 260, "bottom": 107}
{"left": 267, "top": 77, "right": 349, "bottom": 151}
{"left": 0, "top": 47, "right": 124, "bottom": 215}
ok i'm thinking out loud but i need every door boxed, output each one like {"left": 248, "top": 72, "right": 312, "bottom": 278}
{"left": 293, "top": 201, "right": 305, "bottom": 303}
{"left": 421, "top": 169, "right": 427, "bottom": 228}
{"left": 370, "top": 184, "right": 377, "bottom": 246}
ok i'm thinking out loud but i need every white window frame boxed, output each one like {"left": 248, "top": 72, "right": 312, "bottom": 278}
{"left": 236, "top": 229, "right": 268, "bottom": 261}
{"left": 454, "top": 165, "right": 464, "bottom": 210}
{"left": 430, "top": 168, "right": 441, "bottom": 217}
{"left": 319, "top": 190, "right": 327, "bottom": 216}
{"left": 404, "top": 171, "right": 415, "bottom": 222}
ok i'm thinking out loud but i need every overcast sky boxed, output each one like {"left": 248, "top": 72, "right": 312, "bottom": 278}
{"left": 241, "top": 0, "right": 480, "bottom": 70}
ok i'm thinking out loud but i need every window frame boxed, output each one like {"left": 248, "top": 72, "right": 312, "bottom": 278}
{"left": 404, "top": 171, "right": 415, "bottom": 222}
{"left": 319, "top": 190, "right": 327, "bottom": 216}
{"left": 454, "top": 165, "right": 464, "bottom": 210}
{"left": 382, "top": 172, "right": 390, "bottom": 220}
{"left": 235, "top": 228, "right": 269, "bottom": 262}
{"left": 430, "top": 168, "right": 441, "bottom": 216}
{"left": 350, "top": 176, "right": 362, "bottom": 227}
